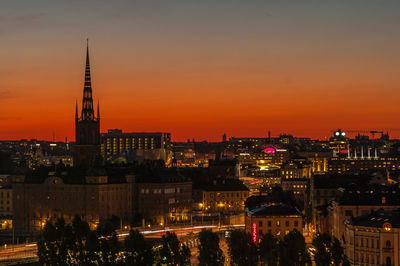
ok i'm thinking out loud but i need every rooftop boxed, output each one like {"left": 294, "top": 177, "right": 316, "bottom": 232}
{"left": 347, "top": 209, "right": 400, "bottom": 228}
{"left": 246, "top": 203, "right": 302, "bottom": 217}
{"left": 337, "top": 186, "right": 400, "bottom": 206}
{"left": 197, "top": 179, "right": 248, "bottom": 192}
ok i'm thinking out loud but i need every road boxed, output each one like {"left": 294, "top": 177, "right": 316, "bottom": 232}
{"left": 0, "top": 243, "right": 37, "bottom": 263}
{"left": 0, "top": 224, "right": 244, "bottom": 264}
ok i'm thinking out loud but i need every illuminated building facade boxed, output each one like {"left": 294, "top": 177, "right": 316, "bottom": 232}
{"left": 278, "top": 134, "right": 294, "bottom": 145}
{"left": 0, "top": 186, "right": 12, "bottom": 230}
{"left": 281, "top": 179, "right": 308, "bottom": 196}
{"left": 344, "top": 209, "right": 400, "bottom": 266}
{"left": 100, "top": 129, "right": 172, "bottom": 165}
{"left": 13, "top": 174, "right": 129, "bottom": 235}
{"left": 280, "top": 159, "right": 312, "bottom": 179}
{"left": 227, "top": 137, "right": 267, "bottom": 151}
{"left": 134, "top": 176, "right": 192, "bottom": 226}
{"left": 0, "top": 187, "right": 12, "bottom": 218}
{"left": 328, "top": 157, "right": 399, "bottom": 173}
{"left": 238, "top": 147, "right": 290, "bottom": 170}
{"left": 194, "top": 179, "right": 249, "bottom": 214}
{"left": 297, "top": 151, "right": 331, "bottom": 173}
{"left": 330, "top": 188, "right": 400, "bottom": 242}
{"left": 245, "top": 203, "right": 303, "bottom": 242}
{"left": 329, "top": 129, "right": 348, "bottom": 153}
{"left": 172, "top": 141, "right": 196, "bottom": 167}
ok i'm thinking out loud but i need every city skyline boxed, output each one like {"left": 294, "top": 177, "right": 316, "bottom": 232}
{"left": 1, "top": 1, "right": 400, "bottom": 141}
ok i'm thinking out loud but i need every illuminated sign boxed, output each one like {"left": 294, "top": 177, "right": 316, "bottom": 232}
{"left": 383, "top": 223, "right": 392, "bottom": 231}
{"left": 263, "top": 147, "right": 276, "bottom": 154}
{"left": 252, "top": 223, "right": 257, "bottom": 243}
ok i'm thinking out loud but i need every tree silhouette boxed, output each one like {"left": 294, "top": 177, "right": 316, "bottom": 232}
{"left": 279, "top": 230, "right": 311, "bottom": 266}
{"left": 259, "top": 233, "right": 279, "bottom": 266}
{"left": 125, "top": 229, "right": 154, "bottom": 266}
{"left": 156, "top": 231, "right": 191, "bottom": 266}
{"left": 198, "top": 229, "right": 224, "bottom": 266}
{"left": 37, "top": 218, "right": 74, "bottom": 265}
{"left": 227, "top": 230, "right": 258, "bottom": 266}
{"left": 313, "top": 233, "right": 348, "bottom": 266}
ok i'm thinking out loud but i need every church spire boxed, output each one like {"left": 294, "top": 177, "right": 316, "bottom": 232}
{"left": 81, "top": 39, "right": 95, "bottom": 120}
{"left": 97, "top": 100, "right": 100, "bottom": 121}
{"left": 75, "top": 99, "right": 78, "bottom": 120}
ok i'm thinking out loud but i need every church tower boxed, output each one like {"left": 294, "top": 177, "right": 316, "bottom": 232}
{"left": 74, "top": 41, "right": 100, "bottom": 168}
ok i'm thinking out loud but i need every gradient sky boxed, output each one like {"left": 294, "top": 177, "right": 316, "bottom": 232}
{"left": 1, "top": 0, "right": 400, "bottom": 141}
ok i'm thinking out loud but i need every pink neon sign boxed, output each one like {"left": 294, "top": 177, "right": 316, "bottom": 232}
{"left": 252, "top": 223, "right": 257, "bottom": 243}
{"left": 263, "top": 147, "right": 276, "bottom": 154}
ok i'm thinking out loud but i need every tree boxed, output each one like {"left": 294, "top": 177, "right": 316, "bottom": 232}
{"left": 96, "top": 220, "right": 121, "bottom": 265}
{"left": 331, "top": 237, "right": 346, "bottom": 266}
{"left": 312, "top": 233, "right": 348, "bottom": 266}
{"left": 37, "top": 218, "right": 74, "bottom": 265}
{"left": 198, "top": 229, "right": 224, "bottom": 266}
{"left": 110, "top": 214, "right": 121, "bottom": 230}
{"left": 312, "top": 233, "right": 332, "bottom": 266}
{"left": 125, "top": 229, "right": 154, "bottom": 266}
{"left": 37, "top": 217, "right": 123, "bottom": 265}
{"left": 71, "top": 215, "right": 91, "bottom": 264}
{"left": 258, "top": 233, "right": 278, "bottom": 266}
{"left": 156, "top": 231, "right": 191, "bottom": 265}
{"left": 84, "top": 230, "right": 101, "bottom": 265}
{"left": 227, "top": 230, "right": 258, "bottom": 266}
{"left": 279, "top": 230, "right": 311, "bottom": 266}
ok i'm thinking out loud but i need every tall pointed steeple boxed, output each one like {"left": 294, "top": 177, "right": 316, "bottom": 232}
{"left": 97, "top": 100, "right": 100, "bottom": 121}
{"left": 74, "top": 40, "right": 101, "bottom": 168}
{"left": 81, "top": 39, "right": 95, "bottom": 120}
{"left": 75, "top": 100, "right": 78, "bottom": 121}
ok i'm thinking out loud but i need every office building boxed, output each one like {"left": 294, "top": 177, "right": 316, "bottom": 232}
{"left": 101, "top": 129, "right": 172, "bottom": 165}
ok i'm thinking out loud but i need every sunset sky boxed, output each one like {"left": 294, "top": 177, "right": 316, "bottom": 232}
{"left": 1, "top": 0, "right": 400, "bottom": 141}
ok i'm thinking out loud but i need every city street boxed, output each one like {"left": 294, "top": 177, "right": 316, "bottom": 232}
{"left": 0, "top": 224, "right": 244, "bottom": 264}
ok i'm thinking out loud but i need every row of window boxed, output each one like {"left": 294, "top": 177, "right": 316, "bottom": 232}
{"left": 105, "top": 137, "right": 160, "bottom": 143}
{"left": 206, "top": 201, "right": 243, "bottom": 206}
{"left": 258, "top": 229, "right": 295, "bottom": 236}
{"left": 353, "top": 253, "right": 393, "bottom": 265}
{"left": 353, "top": 238, "right": 391, "bottom": 249}
{"left": 0, "top": 192, "right": 10, "bottom": 198}
{"left": 207, "top": 192, "right": 247, "bottom": 198}
{"left": 258, "top": 220, "right": 300, "bottom": 227}
{"left": 140, "top": 188, "right": 182, "bottom": 194}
